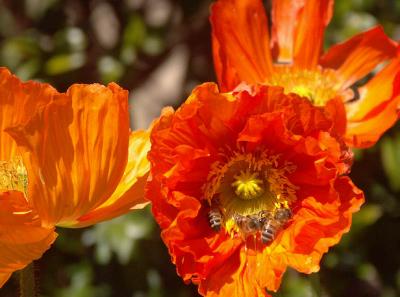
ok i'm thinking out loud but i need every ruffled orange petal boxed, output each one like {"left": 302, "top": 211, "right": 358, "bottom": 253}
{"left": 199, "top": 249, "right": 280, "bottom": 297}
{"left": 8, "top": 83, "right": 130, "bottom": 227}
{"left": 324, "top": 97, "right": 347, "bottom": 136}
{"left": 148, "top": 82, "right": 359, "bottom": 296}
{"left": 211, "top": 0, "right": 273, "bottom": 91}
{"left": 293, "top": 0, "right": 333, "bottom": 69}
{"left": 197, "top": 156, "right": 363, "bottom": 297}
{"left": 71, "top": 128, "right": 152, "bottom": 228}
{"left": 0, "top": 191, "right": 57, "bottom": 288}
{"left": 345, "top": 56, "right": 400, "bottom": 148}
{"left": 320, "top": 26, "right": 397, "bottom": 89}
{"left": 271, "top": 0, "right": 305, "bottom": 63}
{"left": 0, "top": 67, "right": 56, "bottom": 160}
{"left": 161, "top": 193, "right": 241, "bottom": 284}
{"left": 277, "top": 177, "right": 364, "bottom": 274}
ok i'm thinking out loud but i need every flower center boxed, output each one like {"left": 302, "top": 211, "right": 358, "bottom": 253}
{"left": 0, "top": 158, "right": 28, "bottom": 195}
{"left": 204, "top": 151, "right": 297, "bottom": 243}
{"left": 290, "top": 85, "right": 314, "bottom": 100}
{"left": 266, "top": 66, "right": 348, "bottom": 105}
{"left": 232, "top": 170, "right": 264, "bottom": 200}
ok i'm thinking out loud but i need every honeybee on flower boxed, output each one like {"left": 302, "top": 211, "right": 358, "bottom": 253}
{"left": 147, "top": 83, "right": 364, "bottom": 297}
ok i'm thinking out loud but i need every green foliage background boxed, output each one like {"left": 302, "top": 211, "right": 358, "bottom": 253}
{"left": 0, "top": 0, "right": 399, "bottom": 296}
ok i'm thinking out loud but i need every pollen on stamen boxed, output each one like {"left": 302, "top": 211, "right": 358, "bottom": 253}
{"left": 266, "top": 66, "right": 344, "bottom": 105}
{"left": 203, "top": 150, "right": 297, "bottom": 244}
{"left": 291, "top": 85, "right": 314, "bottom": 101}
{"left": 232, "top": 170, "right": 264, "bottom": 200}
{"left": 0, "top": 158, "right": 28, "bottom": 195}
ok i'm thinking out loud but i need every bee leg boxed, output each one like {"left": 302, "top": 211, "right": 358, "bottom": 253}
{"left": 210, "top": 220, "right": 221, "bottom": 232}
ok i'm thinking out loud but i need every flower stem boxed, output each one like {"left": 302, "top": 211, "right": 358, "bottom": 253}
{"left": 19, "top": 263, "right": 36, "bottom": 297}
{"left": 310, "top": 273, "right": 322, "bottom": 297}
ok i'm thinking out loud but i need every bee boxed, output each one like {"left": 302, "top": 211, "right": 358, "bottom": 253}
{"left": 258, "top": 210, "right": 273, "bottom": 224}
{"left": 234, "top": 213, "right": 263, "bottom": 236}
{"left": 208, "top": 208, "right": 223, "bottom": 232}
{"left": 261, "top": 208, "right": 292, "bottom": 245}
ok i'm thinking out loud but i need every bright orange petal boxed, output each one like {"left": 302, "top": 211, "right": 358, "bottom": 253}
{"left": 293, "top": 0, "right": 333, "bottom": 68}
{"left": 0, "top": 67, "right": 56, "bottom": 160}
{"left": 148, "top": 83, "right": 357, "bottom": 295}
{"left": 320, "top": 26, "right": 397, "bottom": 89}
{"left": 0, "top": 273, "right": 12, "bottom": 288}
{"left": 211, "top": 33, "right": 241, "bottom": 94}
{"left": 197, "top": 165, "right": 363, "bottom": 297}
{"left": 278, "top": 177, "right": 364, "bottom": 273}
{"left": 199, "top": 250, "right": 274, "bottom": 297}
{"left": 345, "top": 57, "right": 400, "bottom": 148}
{"left": 211, "top": 0, "right": 273, "bottom": 91}
{"left": 71, "top": 128, "right": 152, "bottom": 228}
{"left": 8, "top": 83, "right": 130, "bottom": 227}
{"left": 324, "top": 97, "right": 347, "bottom": 136}
{"left": 0, "top": 191, "right": 57, "bottom": 288}
{"left": 271, "top": 0, "right": 305, "bottom": 63}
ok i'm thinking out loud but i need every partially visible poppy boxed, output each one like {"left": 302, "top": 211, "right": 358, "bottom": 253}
{"left": 211, "top": 0, "right": 400, "bottom": 148}
{"left": 0, "top": 68, "right": 151, "bottom": 286}
{"left": 0, "top": 191, "right": 56, "bottom": 287}
{"left": 147, "top": 83, "right": 364, "bottom": 296}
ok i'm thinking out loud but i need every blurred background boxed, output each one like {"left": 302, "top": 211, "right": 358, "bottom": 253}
{"left": 0, "top": 0, "right": 400, "bottom": 296}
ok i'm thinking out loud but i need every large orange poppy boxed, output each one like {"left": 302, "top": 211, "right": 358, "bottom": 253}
{"left": 211, "top": 0, "right": 400, "bottom": 148}
{"left": 0, "top": 68, "right": 151, "bottom": 287}
{"left": 147, "top": 83, "right": 364, "bottom": 296}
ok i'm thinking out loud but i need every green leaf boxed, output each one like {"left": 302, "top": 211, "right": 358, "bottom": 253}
{"left": 123, "top": 15, "right": 147, "bottom": 48}
{"left": 44, "top": 53, "right": 85, "bottom": 75}
{"left": 381, "top": 135, "right": 400, "bottom": 192}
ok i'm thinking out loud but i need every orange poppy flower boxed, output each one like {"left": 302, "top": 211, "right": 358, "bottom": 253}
{"left": 0, "top": 67, "right": 151, "bottom": 286}
{"left": 147, "top": 83, "right": 364, "bottom": 296}
{"left": 211, "top": 0, "right": 400, "bottom": 148}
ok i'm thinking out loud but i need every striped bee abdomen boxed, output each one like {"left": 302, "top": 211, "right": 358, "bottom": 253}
{"left": 261, "top": 220, "right": 277, "bottom": 244}
{"left": 208, "top": 208, "right": 222, "bottom": 232}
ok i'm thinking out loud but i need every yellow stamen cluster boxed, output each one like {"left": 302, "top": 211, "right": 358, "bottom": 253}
{"left": 291, "top": 85, "right": 315, "bottom": 101}
{"left": 266, "top": 66, "right": 349, "bottom": 105}
{"left": 203, "top": 150, "right": 297, "bottom": 238}
{"left": 232, "top": 170, "right": 264, "bottom": 200}
{"left": 0, "top": 158, "right": 28, "bottom": 195}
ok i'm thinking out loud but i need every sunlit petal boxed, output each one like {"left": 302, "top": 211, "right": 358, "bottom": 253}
{"left": 8, "top": 83, "right": 130, "bottom": 227}
{"left": 0, "top": 191, "right": 57, "bottom": 288}
{"left": 0, "top": 67, "right": 56, "bottom": 160}
{"left": 293, "top": 0, "right": 333, "bottom": 68}
{"left": 211, "top": 0, "right": 273, "bottom": 91}
{"left": 320, "top": 26, "right": 397, "bottom": 89}
{"left": 71, "top": 128, "right": 152, "bottom": 227}
{"left": 271, "top": 0, "right": 305, "bottom": 63}
{"left": 346, "top": 57, "right": 400, "bottom": 147}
